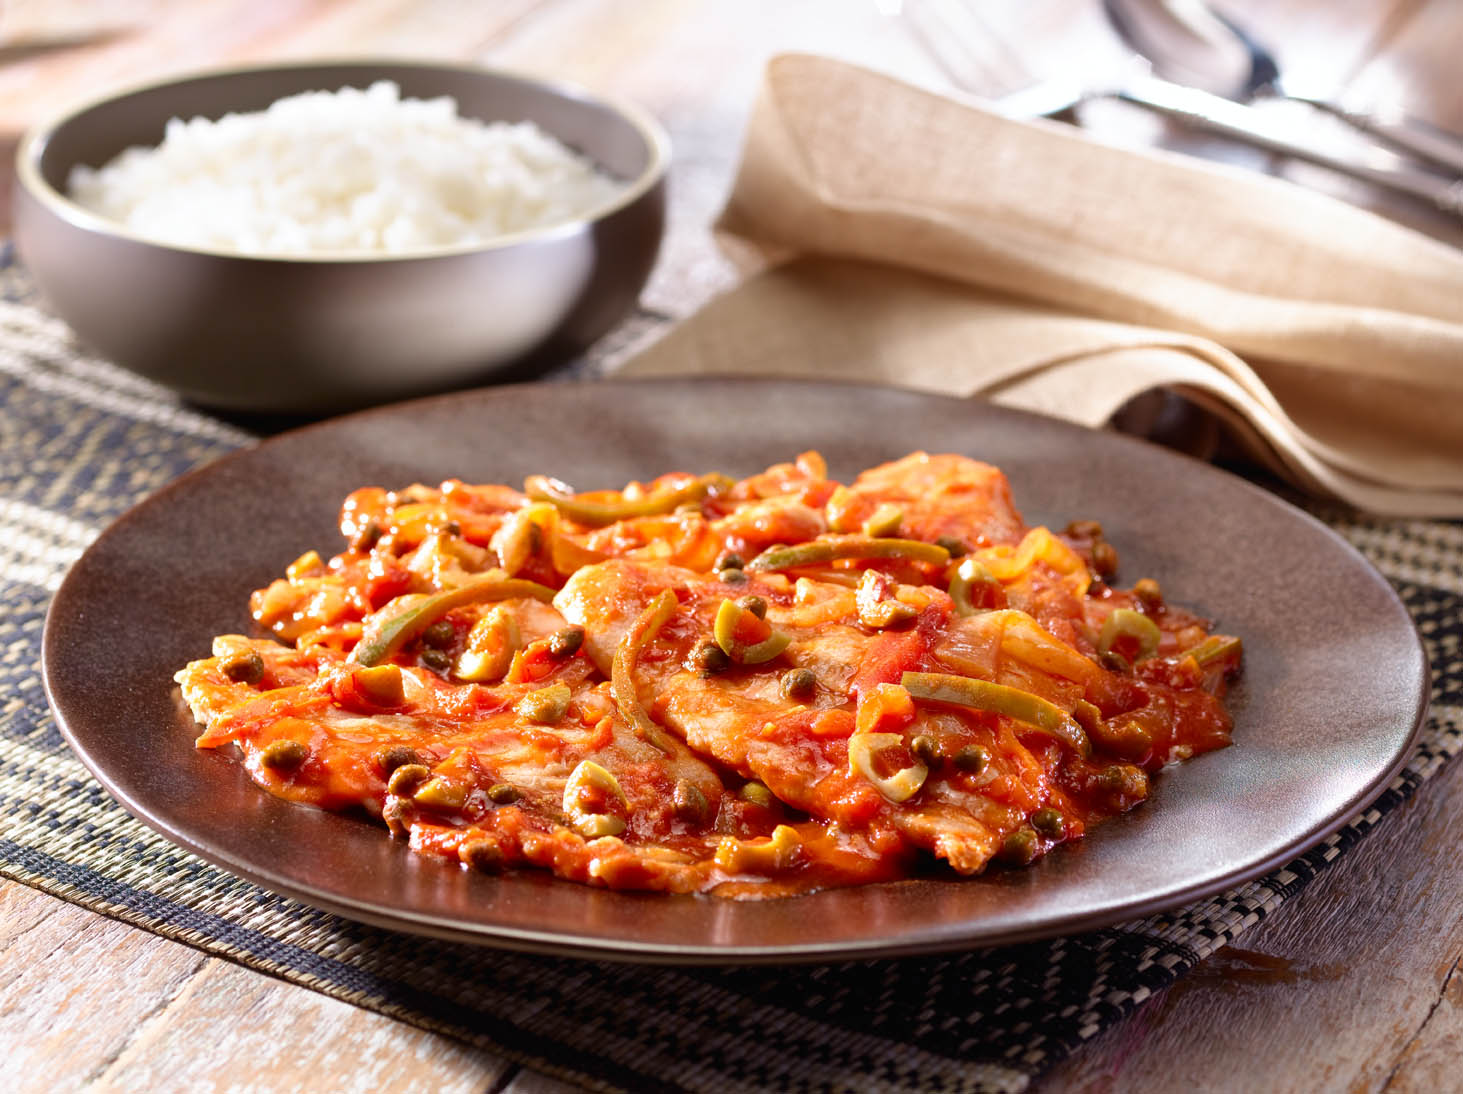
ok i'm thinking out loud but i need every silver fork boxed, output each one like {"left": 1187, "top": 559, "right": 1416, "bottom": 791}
{"left": 899, "top": 0, "right": 1463, "bottom": 218}
{"left": 1102, "top": 0, "right": 1463, "bottom": 176}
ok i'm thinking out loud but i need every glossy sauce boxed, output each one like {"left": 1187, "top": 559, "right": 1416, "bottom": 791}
{"left": 176, "top": 452, "right": 1241, "bottom": 897}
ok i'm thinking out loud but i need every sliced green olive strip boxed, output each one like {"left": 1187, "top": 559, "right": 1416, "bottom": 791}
{"left": 353, "top": 575, "right": 555, "bottom": 666}
{"left": 902, "top": 671, "right": 1091, "bottom": 757}
{"left": 1097, "top": 608, "right": 1162, "bottom": 662}
{"left": 948, "top": 557, "right": 999, "bottom": 616}
{"left": 713, "top": 599, "right": 791, "bottom": 665}
{"left": 847, "top": 732, "right": 929, "bottom": 802}
{"left": 747, "top": 536, "right": 950, "bottom": 572}
{"left": 611, "top": 590, "right": 679, "bottom": 754}
{"left": 524, "top": 473, "right": 727, "bottom": 527}
{"left": 1187, "top": 634, "right": 1243, "bottom": 666}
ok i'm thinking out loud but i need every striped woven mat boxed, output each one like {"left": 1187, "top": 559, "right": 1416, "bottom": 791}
{"left": 3, "top": 246, "right": 1460, "bottom": 1093}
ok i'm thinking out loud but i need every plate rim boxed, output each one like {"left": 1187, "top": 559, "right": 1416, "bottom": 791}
{"left": 41, "top": 375, "right": 1431, "bottom": 963}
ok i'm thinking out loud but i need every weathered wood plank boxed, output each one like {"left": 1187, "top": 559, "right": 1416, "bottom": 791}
{"left": 1041, "top": 755, "right": 1463, "bottom": 1092}
{"left": 486, "top": 0, "right": 955, "bottom": 318}
{"left": 0, "top": 878, "right": 512, "bottom": 1093}
{"left": 0, "top": 0, "right": 552, "bottom": 129}
{"left": 0, "top": 881, "right": 210, "bottom": 1092}
{"left": 1382, "top": 954, "right": 1463, "bottom": 1093}
{"left": 92, "top": 954, "right": 508, "bottom": 1093}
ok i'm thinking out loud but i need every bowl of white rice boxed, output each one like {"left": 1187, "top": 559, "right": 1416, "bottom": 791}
{"left": 13, "top": 61, "right": 669, "bottom": 413}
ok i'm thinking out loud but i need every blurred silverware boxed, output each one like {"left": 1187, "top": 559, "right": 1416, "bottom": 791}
{"left": 902, "top": 0, "right": 1463, "bottom": 216}
{"left": 1102, "top": 0, "right": 1463, "bottom": 176}
{"left": 1100, "top": 72, "right": 1463, "bottom": 216}
{"left": 996, "top": 71, "right": 1463, "bottom": 216}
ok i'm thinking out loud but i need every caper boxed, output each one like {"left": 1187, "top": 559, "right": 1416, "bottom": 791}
{"left": 1096, "top": 763, "right": 1150, "bottom": 801}
{"left": 1098, "top": 649, "right": 1131, "bottom": 674}
{"left": 1000, "top": 827, "right": 1040, "bottom": 865}
{"left": 780, "top": 667, "right": 818, "bottom": 701}
{"left": 546, "top": 626, "right": 585, "bottom": 659}
{"left": 458, "top": 838, "right": 505, "bottom": 873}
{"left": 740, "top": 782, "right": 774, "bottom": 808}
{"left": 719, "top": 568, "right": 749, "bottom": 586}
{"left": 259, "top": 739, "right": 309, "bottom": 771}
{"left": 487, "top": 783, "right": 521, "bottom": 805}
{"left": 1031, "top": 807, "right": 1065, "bottom": 838}
{"left": 934, "top": 536, "right": 969, "bottom": 557}
{"left": 1091, "top": 541, "right": 1119, "bottom": 578}
{"left": 444, "top": 519, "right": 462, "bottom": 537}
{"left": 910, "top": 735, "right": 939, "bottom": 767}
{"left": 1132, "top": 578, "right": 1163, "bottom": 612}
{"left": 736, "top": 594, "right": 768, "bottom": 619}
{"left": 374, "top": 744, "right": 421, "bottom": 775}
{"left": 516, "top": 682, "right": 571, "bottom": 724}
{"left": 422, "top": 621, "right": 456, "bottom": 648}
{"left": 420, "top": 647, "right": 451, "bottom": 673}
{"left": 220, "top": 650, "right": 264, "bottom": 685}
{"left": 387, "top": 763, "right": 431, "bottom": 796}
{"left": 352, "top": 518, "right": 382, "bottom": 552}
{"left": 717, "top": 553, "right": 745, "bottom": 572}
{"left": 689, "top": 640, "right": 730, "bottom": 677}
{"left": 1065, "top": 519, "right": 1103, "bottom": 540}
{"left": 953, "top": 744, "right": 990, "bottom": 773}
{"left": 672, "top": 779, "right": 711, "bottom": 825}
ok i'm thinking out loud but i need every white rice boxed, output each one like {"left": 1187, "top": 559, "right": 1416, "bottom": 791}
{"left": 66, "top": 80, "right": 627, "bottom": 256}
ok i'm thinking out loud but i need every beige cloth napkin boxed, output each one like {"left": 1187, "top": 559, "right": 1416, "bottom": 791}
{"left": 619, "top": 54, "right": 1463, "bottom": 517}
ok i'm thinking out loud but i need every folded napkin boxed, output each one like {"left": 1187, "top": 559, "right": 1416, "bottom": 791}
{"left": 620, "top": 53, "right": 1463, "bottom": 517}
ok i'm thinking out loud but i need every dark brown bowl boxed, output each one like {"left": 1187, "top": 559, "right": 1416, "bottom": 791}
{"left": 13, "top": 61, "right": 668, "bottom": 413}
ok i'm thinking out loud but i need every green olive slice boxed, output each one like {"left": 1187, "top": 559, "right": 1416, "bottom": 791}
{"left": 902, "top": 671, "right": 1090, "bottom": 757}
{"left": 353, "top": 574, "right": 555, "bottom": 667}
{"left": 524, "top": 473, "right": 730, "bottom": 527}
{"left": 611, "top": 590, "right": 679, "bottom": 753}
{"left": 746, "top": 536, "right": 949, "bottom": 572}
{"left": 713, "top": 599, "right": 791, "bottom": 665}
{"left": 948, "top": 557, "right": 999, "bottom": 616}
{"left": 1097, "top": 608, "right": 1162, "bottom": 662}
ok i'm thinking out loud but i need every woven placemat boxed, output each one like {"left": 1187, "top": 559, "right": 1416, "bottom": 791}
{"left": 3, "top": 248, "right": 1460, "bottom": 1093}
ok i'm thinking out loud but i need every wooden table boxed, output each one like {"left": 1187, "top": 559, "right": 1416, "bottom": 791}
{"left": 3, "top": 2, "right": 1460, "bottom": 1090}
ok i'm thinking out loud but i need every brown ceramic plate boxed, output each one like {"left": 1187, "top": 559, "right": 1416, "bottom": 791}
{"left": 42, "top": 379, "right": 1428, "bottom": 963}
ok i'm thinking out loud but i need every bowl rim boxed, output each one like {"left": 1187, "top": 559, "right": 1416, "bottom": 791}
{"left": 14, "top": 56, "right": 671, "bottom": 264}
